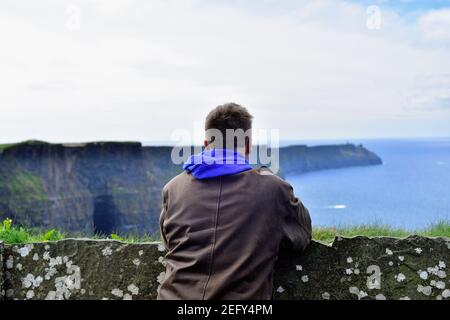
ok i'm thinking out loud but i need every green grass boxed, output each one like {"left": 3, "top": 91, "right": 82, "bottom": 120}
{"left": 0, "top": 218, "right": 158, "bottom": 244}
{"left": 312, "top": 220, "right": 450, "bottom": 244}
{"left": 0, "top": 218, "right": 449, "bottom": 245}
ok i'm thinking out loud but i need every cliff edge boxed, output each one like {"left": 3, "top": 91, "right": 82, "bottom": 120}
{"left": 0, "top": 141, "right": 382, "bottom": 234}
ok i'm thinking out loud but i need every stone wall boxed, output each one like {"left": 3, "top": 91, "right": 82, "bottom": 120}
{"left": 1, "top": 236, "right": 449, "bottom": 300}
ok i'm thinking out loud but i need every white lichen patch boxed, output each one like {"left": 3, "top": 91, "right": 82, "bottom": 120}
{"left": 321, "top": 292, "right": 330, "bottom": 300}
{"left": 388, "top": 261, "right": 393, "bottom": 266}
{"left": 345, "top": 269, "right": 353, "bottom": 275}
{"left": 22, "top": 274, "right": 43, "bottom": 289}
{"left": 18, "top": 244, "right": 33, "bottom": 257}
{"left": 157, "top": 271, "right": 166, "bottom": 284}
{"left": 349, "top": 287, "right": 368, "bottom": 300}
{"left": 26, "top": 290, "right": 34, "bottom": 300}
{"left": 53, "top": 264, "right": 81, "bottom": 300}
{"left": 127, "top": 284, "right": 139, "bottom": 295}
{"left": 295, "top": 265, "right": 303, "bottom": 271}
{"left": 18, "top": 247, "right": 29, "bottom": 257}
{"left": 375, "top": 294, "right": 386, "bottom": 300}
{"left": 301, "top": 275, "right": 309, "bottom": 283}
{"left": 45, "top": 267, "right": 57, "bottom": 280}
{"left": 439, "top": 261, "right": 446, "bottom": 269}
{"left": 123, "top": 293, "right": 133, "bottom": 300}
{"left": 399, "top": 296, "right": 411, "bottom": 300}
{"left": 32, "top": 253, "right": 39, "bottom": 261}
{"left": 419, "top": 271, "right": 428, "bottom": 280}
{"left": 157, "top": 244, "right": 165, "bottom": 252}
{"left": 398, "top": 256, "right": 404, "bottom": 262}
{"left": 44, "top": 244, "right": 50, "bottom": 250}
{"left": 442, "top": 289, "right": 450, "bottom": 298}
{"left": 102, "top": 246, "right": 113, "bottom": 256}
{"left": 6, "top": 255, "right": 14, "bottom": 269}
{"left": 45, "top": 291, "right": 57, "bottom": 300}
{"left": 49, "top": 256, "right": 63, "bottom": 267}
{"left": 158, "top": 256, "right": 166, "bottom": 266}
{"left": 132, "top": 258, "right": 141, "bottom": 266}
{"left": 111, "top": 288, "right": 124, "bottom": 298}
{"left": 427, "top": 266, "right": 439, "bottom": 275}
{"left": 138, "top": 250, "right": 144, "bottom": 256}
{"left": 435, "top": 281, "right": 446, "bottom": 289}
{"left": 43, "top": 252, "right": 50, "bottom": 260}
{"left": 395, "top": 273, "right": 406, "bottom": 282}
{"left": 347, "top": 257, "right": 353, "bottom": 263}
{"left": 385, "top": 248, "right": 393, "bottom": 256}
{"left": 354, "top": 269, "right": 360, "bottom": 275}
{"left": 417, "top": 285, "right": 432, "bottom": 296}
{"left": 415, "top": 248, "right": 422, "bottom": 254}
{"left": 437, "top": 270, "right": 446, "bottom": 279}
{"left": 276, "top": 286, "right": 285, "bottom": 293}
{"left": 16, "top": 263, "right": 22, "bottom": 271}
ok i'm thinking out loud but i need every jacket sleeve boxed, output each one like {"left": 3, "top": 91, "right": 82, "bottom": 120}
{"left": 280, "top": 183, "right": 312, "bottom": 252}
{"left": 159, "top": 185, "right": 169, "bottom": 251}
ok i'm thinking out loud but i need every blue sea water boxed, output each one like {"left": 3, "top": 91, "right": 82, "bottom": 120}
{"left": 286, "top": 138, "right": 450, "bottom": 229}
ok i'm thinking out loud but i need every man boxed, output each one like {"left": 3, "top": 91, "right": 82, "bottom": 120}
{"left": 158, "top": 103, "right": 312, "bottom": 300}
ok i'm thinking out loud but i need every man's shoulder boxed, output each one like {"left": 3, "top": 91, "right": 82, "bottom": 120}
{"left": 248, "top": 167, "right": 292, "bottom": 190}
{"left": 163, "top": 171, "right": 191, "bottom": 193}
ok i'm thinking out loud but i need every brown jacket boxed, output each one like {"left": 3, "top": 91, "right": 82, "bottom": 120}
{"left": 157, "top": 167, "right": 312, "bottom": 300}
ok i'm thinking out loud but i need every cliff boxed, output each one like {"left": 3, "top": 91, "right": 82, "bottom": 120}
{"left": 1, "top": 236, "right": 448, "bottom": 300}
{"left": 0, "top": 141, "right": 382, "bottom": 234}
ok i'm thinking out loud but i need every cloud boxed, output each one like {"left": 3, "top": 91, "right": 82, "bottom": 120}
{"left": 406, "top": 73, "right": 450, "bottom": 110}
{"left": 419, "top": 8, "right": 450, "bottom": 43}
{"left": 0, "top": 0, "right": 450, "bottom": 142}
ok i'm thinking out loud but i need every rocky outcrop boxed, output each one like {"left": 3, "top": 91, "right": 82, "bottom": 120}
{"left": 0, "top": 141, "right": 382, "bottom": 234}
{"left": 1, "top": 236, "right": 448, "bottom": 300}
{"left": 278, "top": 144, "right": 382, "bottom": 177}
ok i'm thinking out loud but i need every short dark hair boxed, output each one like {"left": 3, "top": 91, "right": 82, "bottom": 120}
{"left": 205, "top": 103, "right": 253, "bottom": 149}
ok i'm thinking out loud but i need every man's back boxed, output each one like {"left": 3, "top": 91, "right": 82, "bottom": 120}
{"left": 157, "top": 167, "right": 312, "bottom": 300}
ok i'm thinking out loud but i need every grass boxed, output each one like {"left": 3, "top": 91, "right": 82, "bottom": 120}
{"left": 312, "top": 220, "right": 450, "bottom": 244}
{"left": 0, "top": 218, "right": 158, "bottom": 245}
{"left": 0, "top": 218, "right": 449, "bottom": 245}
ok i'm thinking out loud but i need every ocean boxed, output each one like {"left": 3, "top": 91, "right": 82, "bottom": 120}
{"left": 286, "top": 138, "right": 450, "bottom": 229}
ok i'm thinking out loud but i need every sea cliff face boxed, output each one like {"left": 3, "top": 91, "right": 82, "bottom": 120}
{"left": 0, "top": 141, "right": 381, "bottom": 234}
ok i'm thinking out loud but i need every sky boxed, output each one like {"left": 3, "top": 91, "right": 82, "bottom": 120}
{"left": 1, "top": 0, "right": 450, "bottom": 144}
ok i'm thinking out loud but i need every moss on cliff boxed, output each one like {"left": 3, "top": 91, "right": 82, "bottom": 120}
{"left": 0, "top": 171, "right": 47, "bottom": 202}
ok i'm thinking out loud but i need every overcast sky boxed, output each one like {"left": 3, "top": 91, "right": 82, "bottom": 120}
{"left": 1, "top": 0, "right": 450, "bottom": 144}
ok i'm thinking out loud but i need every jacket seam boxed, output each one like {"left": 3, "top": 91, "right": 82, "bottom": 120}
{"left": 201, "top": 177, "right": 222, "bottom": 299}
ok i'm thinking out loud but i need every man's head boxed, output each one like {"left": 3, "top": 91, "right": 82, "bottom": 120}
{"left": 204, "top": 103, "right": 253, "bottom": 155}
